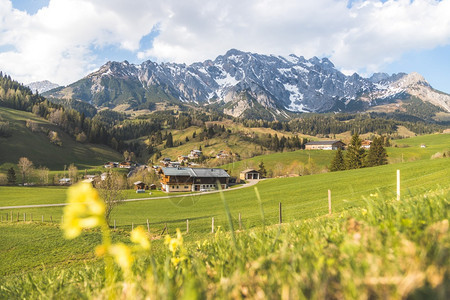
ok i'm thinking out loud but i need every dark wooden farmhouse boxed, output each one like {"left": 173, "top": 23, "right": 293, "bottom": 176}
{"left": 159, "top": 167, "right": 230, "bottom": 192}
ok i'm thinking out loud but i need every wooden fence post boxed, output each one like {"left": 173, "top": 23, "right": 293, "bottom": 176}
{"left": 146, "top": 219, "right": 150, "bottom": 233}
{"left": 31, "top": 213, "right": 32, "bottom": 222}
{"left": 186, "top": 219, "right": 189, "bottom": 233}
{"left": 328, "top": 189, "right": 332, "bottom": 215}
{"left": 23, "top": 213, "right": 26, "bottom": 222}
{"left": 238, "top": 213, "right": 242, "bottom": 230}
{"left": 16, "top": 212, "right": 19, "bottom": 222}
{"left": 397, "top": 169, "right": 400, "bottom": 201}
{"left": 114, "top": 220, "right": 116, "bottom": 230}
{"left": 42, "top": 215, "right": 44, "bottom": 222}
{"left": 212, "top": 217, "right": 215, "bottom": 233}
{"left": 279, "top": 202, "right": 282, "bottom": 224}
{"left": 50, "top": 215, "right": 52, "bottom": 223}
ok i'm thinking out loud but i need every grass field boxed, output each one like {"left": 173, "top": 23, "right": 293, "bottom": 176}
{"left": 2, "top": 155, "right": 449, "bottom": 237}
{"left": 0, "top": 134, "right": 448, "bottom": 298}
{"left": 0, "top": 180, "right": 448, "bottom": 298}
{"left": 221, "top": 132, "right": 450, "bottom": 176}
{"left": 0, "top": 107, "right": 121, "bottom": 171}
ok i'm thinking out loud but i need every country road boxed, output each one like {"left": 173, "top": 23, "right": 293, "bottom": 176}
{"left": 0, "top": 180, "right": 261, "bottom": 210}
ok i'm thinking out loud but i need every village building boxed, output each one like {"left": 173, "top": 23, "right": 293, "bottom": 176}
{"left": 188, "top": 149, "right": 202, "bottom": 159}
{"left": 133, "top": 181, "right": 148, "bottom": 193}
{"left": 216, "top": 150, "right": 230, "bottom": 159}
{"left": 160, "top": 158, "right": 172, "bottom": 167}
{"left": 361, "top": 140, "right": 372, "bottom": 149}
{"left": 177, "top": 155, "right": 189, "bottom": 163}
{"left": 159, "top": 167, "right": 230, "bottom": 192}
{"left": 119, "top": 161, "right": 134, "bottom": 168}
{"left": 240, "top": 169, "right": 261, "bottom": 180}
{"left": 304, "top": 140, "right": 346, "bottom": 150}
{"left": 104, "top": 162, "right": 118, "bottom": 168}
{"left": 59, "top": 177, "right": 72, "bottom": 185}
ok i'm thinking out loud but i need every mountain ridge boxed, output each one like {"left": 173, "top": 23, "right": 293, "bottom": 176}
{"left": 44, "top": 49, "right": 450, "bottom": 120}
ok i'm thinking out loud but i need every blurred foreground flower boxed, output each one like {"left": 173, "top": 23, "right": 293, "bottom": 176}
{"left": 62, "top": 182, "right": 106, "bottom": 239}
{"left": 165, "top": 228, "right": 184, "bottom": 255}
{"left": 110, "top": 243, "right": 134, "bottom": 273}
{"left": 131, "top": 226, "right": 150, "bottom": 250}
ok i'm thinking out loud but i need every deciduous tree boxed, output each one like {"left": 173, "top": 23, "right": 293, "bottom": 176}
{"left": 18, "top": 157, "right": 33, "bottom": 185}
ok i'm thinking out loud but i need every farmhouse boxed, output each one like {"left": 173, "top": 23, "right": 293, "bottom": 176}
{"left": 119, "top": 161, "right": 134, "bottom": 168}
{"left": 104, "top": 162, "right": 118, "bottom": 168}
{"left": 361, "top": 140, "right": 372, "bottom": 149}
{"left": 188, "top": 149, "right": 202, "bottom": 159}
{"left": 159, "top": 167, "right": 230, "bottom": 192}
{"left": 133, "top": 181, "right": 148, "bottom": 190}
{"left": 304, "top": 140, "right": 346, "bottom": 150}
{"left": 240, "top": 169, "right": 261, "bottom": 180}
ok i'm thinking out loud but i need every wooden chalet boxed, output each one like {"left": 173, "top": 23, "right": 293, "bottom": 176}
{"left": 240, "top": 169, "right": 261, "bottom": 180}
{"left": 304, "top": 140, "right": 346, "bottom": 150}
{"left": 133, "top": 181, "right": 148, "bottom": 190}
{"left": 159, "top": 167, "right": 230, "bottom": 192}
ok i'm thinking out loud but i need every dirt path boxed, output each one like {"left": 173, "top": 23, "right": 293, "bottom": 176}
{"left": 0, "top": 180, "right": 262, "bottom": 210}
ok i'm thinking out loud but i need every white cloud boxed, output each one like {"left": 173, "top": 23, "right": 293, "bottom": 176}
{"left": 0, "top": 0, "right": 160, "bottom": 85}
{"left": 1, "top": 0, "right": 450, "bottom": 85}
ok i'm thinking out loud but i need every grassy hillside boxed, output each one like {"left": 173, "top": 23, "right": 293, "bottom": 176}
{"left": 0, "top": 107, "right": 121, "bottom": 171}
{"left": 220, "top": 132, "right": 450, "bottom": 177}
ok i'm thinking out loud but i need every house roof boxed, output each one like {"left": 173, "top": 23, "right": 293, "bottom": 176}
{"left": 161, "top": 167, "right": 230, "bottom": 178}
{"left": 240, "top": 168, "right": 259, "bottom": 174}
{"left": 305, "top": 140, "right": 345, "bottom": 146}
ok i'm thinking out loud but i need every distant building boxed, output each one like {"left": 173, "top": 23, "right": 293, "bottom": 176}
{"left": 133, "top": 181, "right": 148, "bottom": 191}
{"left": 159, "top": 167, "right": 230, "bottom": 192}
{"left": 119, "top": 161, "right": 133, "bottom": 168}
{"left": 177, "top": 155, "right": 189, "bottom": 163}
{"left": 188, "top": 150, "right": 202, "bottom": 159}
{"left": 104, "top": 162, "right": 118, "bottom": 168}
{"left": 304, "top": 140, "right": 346, "bottom": 150}
{"left": 59, "top": 178, "right": 72, "bottom": 185}
{"left": 240, "top": 169, "right": 261, "bottom": 180}
{"left": 216, "top": 150, "right": 230, "bottom": 159}
{"left": 361, "top": 140, "right": 372, "bottom": 149}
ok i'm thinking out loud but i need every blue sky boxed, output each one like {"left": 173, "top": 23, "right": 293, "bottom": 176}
{"left": 1, "top": 0, "right": 449, "bottom": 94}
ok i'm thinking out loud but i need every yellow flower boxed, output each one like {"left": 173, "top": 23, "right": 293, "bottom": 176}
{"left": 164, "top": 228, "right": 183, "bottom": 255}
{"left": 131, "top": 226, "right": 150, "bottom": 250}
{"left": 109, "top": 243, "right": 134, "bottom": 272}
{"left": 62, "top": 182, "right": 106, "bottom": 239}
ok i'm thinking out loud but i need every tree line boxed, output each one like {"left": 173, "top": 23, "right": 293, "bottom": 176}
{"left": 329, "top": 133, "right": 388, "bottom": 172}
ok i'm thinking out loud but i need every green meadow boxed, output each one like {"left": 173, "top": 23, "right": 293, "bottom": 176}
{"left": 1, "top": 156, "right": 448, "bottom": 241}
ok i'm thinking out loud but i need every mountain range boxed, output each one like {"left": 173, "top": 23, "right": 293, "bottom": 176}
{"left": 44, "top": 49, "right": 450, "bottom": 120}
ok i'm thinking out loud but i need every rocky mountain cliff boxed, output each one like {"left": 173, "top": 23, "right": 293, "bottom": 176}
{"left": 26, "top": 80, "right": 59, "bottom": 93}
{"left": 44, "top": 49, "right": 450, "bottom": 120}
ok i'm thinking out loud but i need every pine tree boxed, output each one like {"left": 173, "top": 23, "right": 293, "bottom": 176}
{"left": 366, "top": 137, "right": 388, "bottom": 167}
{"left": 165, "top": 132, "right": 173, "bottom": 148}
{"left": 330, "top": 148, "right": 346, "bottom": 171}
{"left": 258, "top": 161, "right": 267, "bottom": 177}
{"left": 345, "top": 133, "right": 366, "bottom": 169}
{"left": 7, "top": 167, "right": 16, "bottom": 185}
